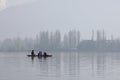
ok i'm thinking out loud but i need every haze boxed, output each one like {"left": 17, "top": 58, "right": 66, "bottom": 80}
{"left": 0, "top": 0, "right": 120, "bottom": 40}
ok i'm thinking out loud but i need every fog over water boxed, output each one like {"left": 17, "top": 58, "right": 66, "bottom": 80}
{"left": 0, "top": 0, "right": 120, "bottom": 40}
{"left": 1, "top": 52, "right": 120, "bottom": 80}
{"left": 1, "top": 1, "right": 120, "bottom": 80}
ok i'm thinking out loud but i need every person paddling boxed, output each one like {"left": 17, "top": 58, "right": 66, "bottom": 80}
{"left": 31, "top": 50, "right": 35, "bottom": 56}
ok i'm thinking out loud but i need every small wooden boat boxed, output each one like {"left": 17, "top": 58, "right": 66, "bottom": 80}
{"left": 27, "top": 55, "right": 52, "bottom": 58}
{"left": 27, "top": 55, "right": 38, "bottom": 57}
{"left": 42, "top": 55, "right": 52, "bottom": 57}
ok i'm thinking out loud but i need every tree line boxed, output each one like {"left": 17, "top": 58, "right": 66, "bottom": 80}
{"left": 0, "top": 30, "right": 80, "bottom": 52}
{"left": 1, "top": 30, "right": 120, "bottom": 52}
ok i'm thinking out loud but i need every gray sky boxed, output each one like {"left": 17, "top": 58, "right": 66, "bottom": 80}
{"left": 0, "top": 0, "right": 120, "bottom": 40}
{"left": 0, "top": 0, "right": 34, "bottom": 9}
{"left": 7, "top": 0, "right": 35, "bottom": 6}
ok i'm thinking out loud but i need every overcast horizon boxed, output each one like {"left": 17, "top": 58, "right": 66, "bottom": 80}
{"left": 0, "top": 0, "right": 120, "bottom": 40}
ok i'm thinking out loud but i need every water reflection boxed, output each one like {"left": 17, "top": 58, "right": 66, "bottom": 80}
{"left": 0, "top": 52, "right": 120, "bottom": 80}
{"left": 96, "top": 54, "right": 105, "bottom": 77}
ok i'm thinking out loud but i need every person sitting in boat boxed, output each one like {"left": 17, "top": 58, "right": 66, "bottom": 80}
{"left": 31, "top": 50, "right": 35, "bottom": 56}
{"left": 43, "top": 52, "right": 47, "bottom": 57}
{"left": 38, "top": 51, "right": 42, "bottom": 57}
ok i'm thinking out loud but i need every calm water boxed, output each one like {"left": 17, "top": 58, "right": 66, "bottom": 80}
{"left": 0, "top": 52, "right": 120, "bottom": 80}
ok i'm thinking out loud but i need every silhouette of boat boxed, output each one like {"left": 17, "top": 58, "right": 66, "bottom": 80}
{"left": 27, "top": 54, "right": 52, "bottom": 57}
{"left": 27, "top": 55, "right": 38, "bottom": 57}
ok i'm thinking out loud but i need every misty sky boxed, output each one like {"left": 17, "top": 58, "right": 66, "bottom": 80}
{"left": 0, "top": 0, "right": 120, "bottom": 40}
{"left": 0, "top": 0, "right": 34, "bottom": 8}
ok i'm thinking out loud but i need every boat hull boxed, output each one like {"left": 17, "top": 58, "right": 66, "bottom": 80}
{"left": 27, "top": 55, "right": 52, "bottom": 57}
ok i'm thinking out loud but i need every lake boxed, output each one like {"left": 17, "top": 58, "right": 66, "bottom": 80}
{"left": 0, "top": 52, "right": 120, "bottom": 80}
